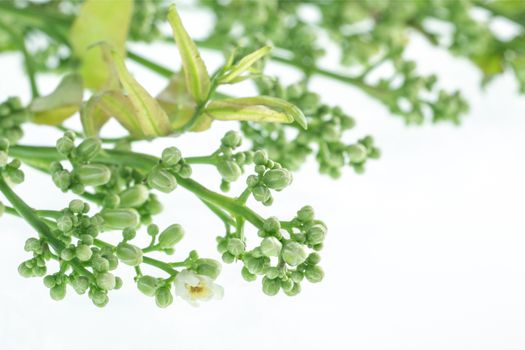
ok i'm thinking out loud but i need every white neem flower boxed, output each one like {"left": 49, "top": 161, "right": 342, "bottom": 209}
{"left": 174, "top": 269, "right": 224, "bottom": 306}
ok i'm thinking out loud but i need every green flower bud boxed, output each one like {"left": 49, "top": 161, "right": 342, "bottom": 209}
{"left": 297, "top": 206, "right": 314, "bottom": 222}
{"left": 7, "top": 168, "right": 24, "bottom": 184}
{"left": 217, "top": 159, "right": 242, "bottom": 182}
{"left": 119, "top": 185, "right": 149, "bottom": 208}
{"left": 76, "top": 137, "right": 101, "bottom": 161}
{"left": 263, "top": 168, "right": 292, "bottom": 190}
{"left": 284, "top": 281, "right": 301, "bottom": 296}
{"left": 265, "top": 266, "right": 280, "bottom": 279}
{"left": 227, "top": 238, "right": 245, "bottom": 256}
{"left": 221, "top": 130, "right": 242, "bottom": 148}
{"left": 114, "top": 276, "right": 123, "bottom": 290}
{"left": 100, "top": 208, "right": 140, "bottom": 229}
{"left": 43, "top": 275, "right": 56, "bottom": 288}
{"left": 305, "top": 265, "right": 324, "bottom": 283}
{"left": 252, "top": 185, "right": 270, "bottom": 202}
{"left": 137, "top": 275, "right": 158, "bottom": 296}
{"left": 18, "top": 262, "right": 33, "bottom": 277}
{"left": 161, "top": 147, "right": 182, "bottom": 166}
{"left": 195, "top": 258, "right": 222, "bottom": 280}
{"left": 244, "top": 255, "right": 268, "bottom": 275}
{"left": 280, "top": 278, "right": 294, "bottom": 292}
{"left": 60, "top": 248, "right": 75, "bottom": 261}
{"left": 241, "top": 266, "right": 257, "bottom": 282}
{"left": 106, "top": 254, "right": 119, "bottom": 270}
{"left": 222, "top": 252, "right": 235, "bottom": 263}
{"left": 146, "top": 195, "right": 163, "bottom": 214}
{"left": 56, "top": 215, "right": 73, "bottom": 233}
{"left": 178, "top": 164, "right": 192, "bottom": 178}
{"left": 147, "top": 167, "right": 177, "bottom": 193}
{"left": 96, "top": 272, "right": 116, "bottom": 290}
{"left": 91, "top": 290, "right": 108, "bottom": 307}
{"left": 155, "top": 287, "right": 173, "bottom": 308}
{"left": 307, "top": 224, "right": 326, "bottom": 245}
{"left": 262, "top": 276, "right": 280, "bottom": 296}
{"left": 50, "top": 284, "right": 66, "bottom": 301}
{"left": 24, "top": 237, "right": 40, "bottom": 252}
{"left": 56, "top": 136, "right": 75, "bottom": 155}
{"left": 263, "top": 217, "right": 281, "bottom": 233}
{"left": 260, "top": 237, "right": 282, "bottom": 257}
{"left": 75, "top": 164, "right": 111, "bottom": 187}
{"left": 52, "top": 170, "right": 71, "bottom": 191}
{"left": 71, "top": 276, "right": 90, "bottom": 294}
{"left": 158, "top": 224, "right": 184, "bottom": 249}
{"left": 347, "top": 144, "right": 368, "bottom": 163}
{"left": 116, "top": 242, "right": 143, "bottom": 266}
{"left": 253, "top": 150, "right": 268, "bottom": 165}
{"left": 282, "top": 242, "right": 307, "bottom": 266}
{"left": 306, "top": 252, "right": 321, "bottom": 265}
{"left": 0, "top": 138, "right": 9, "bottom": 151}
{"left": 69, "top": 199, "right": 85, "bottom": 213}
{"left": 92, "top": 256, "right": 110, "bottom": 272}
{"left": 75, "top": 244, "right": 93, "bottom": 262}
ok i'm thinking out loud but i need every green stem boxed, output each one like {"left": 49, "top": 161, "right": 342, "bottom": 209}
{"left": 128, "top": 50, "right": 175, "bottom": 77}
{"left": 185, "top": 155, "right": 217, "bottom": 165}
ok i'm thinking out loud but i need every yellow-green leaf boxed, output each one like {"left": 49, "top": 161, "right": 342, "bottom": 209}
{"left": 98, "top": 44, "right": 172, "bottom": 137}
{"left": 30, "top": 74, "right": 83, "bottom": 125}
{"left": 167, "top": 4, "right": 210, "bottom": 104}
{"left": 205, "top": 96, "right": 307, "bottom": 129}
{"left": 219, "top": 46, "right": 272, "bottom": 84}
{"left": 70, "top": 0, "right": 133, "bottom": 90}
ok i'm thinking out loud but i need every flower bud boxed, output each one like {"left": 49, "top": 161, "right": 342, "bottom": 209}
{"left": 263, "top": 168, "right": 292, "bottom": 190}
{"left": 0, "top": 151, "right": 8, "bottom": 168}
{"left": 241, "top": 266, "right": 257, "bottom": 282}
{"left": 227, "top": 238, "right": 245, "bottom": 256}
{"left": 52, "top": 170, "right": 71, "bottom": 191}
{"left": 147, "top": 167, "right": 177, "bottom": 193}
{"left": 244, "top": 255, "right": 268, "bottom": 275}
{"left": 260, "top": 237, "right": 282, "bottom": 257}
{"left": 96, "top": 272, "right": 116, "bottom": 290}
{"left": 50, "top": 284, "right": 66, "bottom": 301}
{"left": 57, "top": 215, "right": 73, "bottom": 233}
{"left": 306, "top": 252, "right": 321, "bottom": 265}
{"left": 69, "top": 199, "right": 85, "bottom": 213}
{"left": 263, "top": 217, "right": 281, "bottom": 233}
{"left": 253, "top": 150, "right": 268, "bottom": 165}
{"left": 76, "top": 137, "right": 101, "bottom": 161}
{"left": 60, "top": 248, "right": 75, "bottom": 261}
{"left": 92, "top": 256, "right": 110, "bottom": 272}
{"left": 75, "top": 164, "right": 111, "bottom": 186}
{"left": 137, "top": 275, "right": 158, "bottom": 296}
{"left": 347, "top": 144, "right": 368, "bottom": 163}
{"left": 116, "top": 242, "right": 143, "bottom": 266}
{"left": 91, "top": 290, "right": 108, "bottom": 307}
{"left": 119, "top": 184, "right": 149, "bottom": 208}
{"left": 284, "top": 281, "right": 301, "bottom": 296}
{"left": 71, "top": 276, "right": 90, "bottom": 294}
{"left": 195, "top": 259, "right": 221, "bottom": 280}
{"left": 155, "top": 287, "right": 173, "bottom": 308}
{"left": 282, "top": 242, "right": 307, "bottom": 266}
{"left": 252, "top": 185, "right": 270, "bottom": 202}
{"left": 43, "top": 275, "right": 56, "bottom": 288}
{"left": 161, "top": 147, "right": 182, "bottom": 166}
{"left": 262, "top": 276, "right": 280, "bottom": 296}
{"left": 221, "top": 130, "right": 242, "bottom": 148}
{"left": 56, "top": 136, "right": 75, "bottom": 155}
{"left": 305, "top": 265, "right": 324, "bottom": 283}
{"left": 100, "top": 208, "right": 140, "bottom": 229}
{"left": 75, "top": 244, "right": 93, "bottom": 262}
{"left": 265, "top": 266, "right": 280, "bottom": 279}
{"left": 24, "top": 237, "right": 41, "bottom": 252}
{"left": 307, "top": 224, "right": 326, "bottom": 245}
{"left": 18, "top": 262, "right": 33, "bottom": 277}
{"left": 217, "top": 160, "right": 242, "bottom": 182}
{"left": 158, "top": 224, "right": 185, "bottom": 249}
{"left": 222, "top": 252, "right": 235, "bottom": 263}
{"left": 297, "top": 205, "right": 314, "bottom": 222}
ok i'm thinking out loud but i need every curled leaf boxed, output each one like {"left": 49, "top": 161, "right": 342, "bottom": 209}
{"left": 30, "top": 74, "right": 83, "bottom": 125}
{"left": 205, "top": 96, "right": 307, "bottom": 129}
{"left": 69, "top": 0, "right": 133, "bottom": 90}
{"left": 167, "top": 4, "right": 210, "bottom": 104}
{"left": 219, "top": 46, "right": 272, "bottom": 84}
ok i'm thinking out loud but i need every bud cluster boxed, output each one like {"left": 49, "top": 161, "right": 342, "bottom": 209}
{"left": 147, "top": 146, "right": 191, "bottom": 193}
{"left": 245, "top": 149, "right": 292, "bottom": 206}
{"left": 0, "top": 139, "right": 24, "bottom": 184}
{"left": 214, "top": 131, "right": 254, "bottom": 192}
{"left": 0, "top": 97, "right": 29, "bottom": 145}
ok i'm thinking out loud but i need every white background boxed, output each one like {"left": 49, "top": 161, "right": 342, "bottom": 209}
{"left": 1, "top": 6, "right": 525, "bottom": 350}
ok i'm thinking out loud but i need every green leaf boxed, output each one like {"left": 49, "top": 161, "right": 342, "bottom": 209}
{"left": 30, "top": 74, "right": 83, "bottom": 125}
{"left": 69, "top": 0, "right": 133, "bottom": 90}
{"left": 167, "top": 4, "right": 210, "bottom": 104}
{"left": 219, "top": 46, "right": 272, "bottom": 84}
{"left": 80, "top": 95, "right": 110, "bottom": 137}
{"left": 94, "top": 44, "right": 172, "bottom": 138}
{"left": 205, "top": 96, "right": 307, "bottom": 129}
